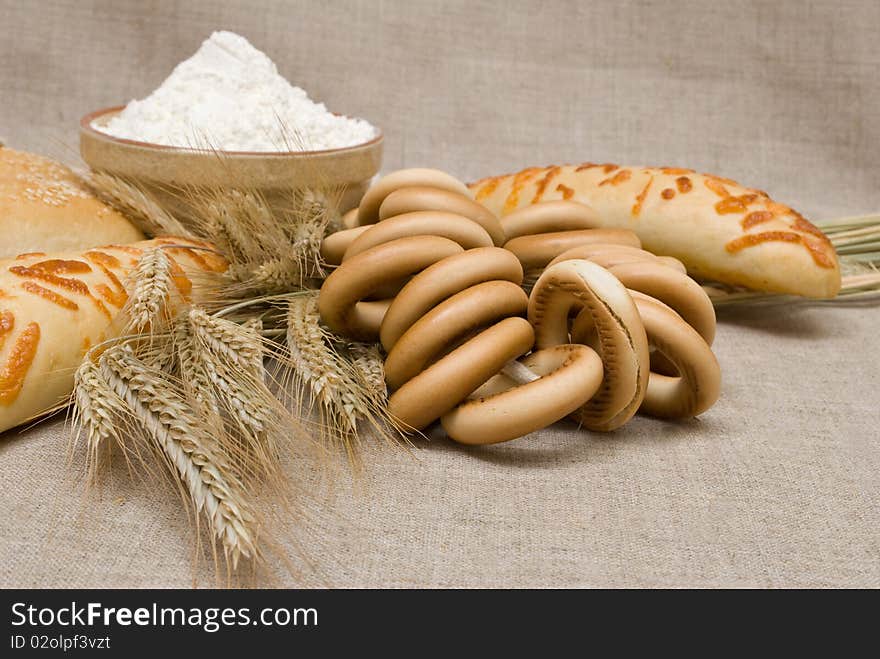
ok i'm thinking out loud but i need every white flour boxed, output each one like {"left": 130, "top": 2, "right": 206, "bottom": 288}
{"left": 98, "top": 31, "right": 376, "bottom": 152}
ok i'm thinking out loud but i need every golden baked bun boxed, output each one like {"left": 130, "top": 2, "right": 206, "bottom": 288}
{"left": 0, "top": 146, "right": 143, "bottom": 257}
{"left": 470, "top": 164, "right": 841, "bottom": 299}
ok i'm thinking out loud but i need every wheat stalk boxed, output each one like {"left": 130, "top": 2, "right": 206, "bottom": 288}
{"left": 182, "top": 184, "right": 335, "bottom": 297}
{"left": 200, "top": 213, "right": 236, "bottom": 262}
{"left": 709, "top": 264, "right": 880, "bottom": 307}
{"left": 195, "top": 345, "right": 270, "bottom": 438}
{"left": 290, "top": 204, "right": 329, "bottom": 272}
{"left": 210, "top": 193, "right": 265, "bottom": 260}
{"left": 87, "top": 171, "right": 190, "bottom": 237}
{"left": 100, "top": 343, "right": 258, "bottom": 567}
{"left": 280, "top": 291, "right": 403, "bottom": 458}
{"left": 72, "top": 162, "right": 357, "bottom": 573}
{"left": 819, "top": 213, "right": 880, "bottom": 253}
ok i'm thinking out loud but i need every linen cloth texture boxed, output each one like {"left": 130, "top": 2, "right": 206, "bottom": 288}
{"left": 0, "top": 0, "right": 877, "bottom": 587}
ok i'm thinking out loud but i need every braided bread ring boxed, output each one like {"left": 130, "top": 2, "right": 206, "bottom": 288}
{"left": 441, "top": 345, "right": 604, "bottom": 445}
{"left": 626, "top": 292, "right": 720, "bottom": 418}
{"left": 343, "top": 211, "right": 493, "bottom": 261}
{"left": 501, "top": 201, "right": 601, "bottom": 240}
{"left": 380, "top": 247, "right": 523, "bottom": 351}
{"left": 505, "top": 229, "right": 642, "bottom": 272}
{"left": 380, "top": 186, "right": 506, "bottom": 246}
{"left": 528, "top": 259, "right": 649, "bottom": 431}
{"left": 387, "top": 317, "right": 535, "bottom": 431}
{"left": 318, "top": 236, "right": 463, "bottom": 340}
{"left": 356, "top": 168, "right": 471, "bottom": 226}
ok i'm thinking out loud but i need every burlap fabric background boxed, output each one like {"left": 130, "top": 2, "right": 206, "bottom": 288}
{"left": 0, "top": 0, "right": 877, "bottom": 588}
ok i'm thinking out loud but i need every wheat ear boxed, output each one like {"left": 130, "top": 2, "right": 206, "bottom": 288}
{"left": 282, "top": 294, "right": 404, "bottom": 456}
{"left": 185, "top": 309, "right": 289, "bottom": 483}
{"left": 174, "top": 320, "right": 221, "bottom": 420}
{"left": 186, "top": 184, "right": 333, "bottom": 296}
{"left": 285, "top": 293, "right": 361, "bottom": 437}
{"left": 195, "top": 346, "right": 271, "bottom": 439}
{"left": 71, "top": 357, "right": 129, "bottom": 484}
{"left": 187, "top": 308, "right": 263, "bottom": 373}
{"left": 125, "top": 248, "right": 173, "bottom": 333}
{"left": 100, "top": 343, "right": 257, "bottom": 567}
{"left": 246, "top": 257, "right": 306, "bottom": 294}
{"left": 347, "top": 343, "right": 387, "bottom": 399}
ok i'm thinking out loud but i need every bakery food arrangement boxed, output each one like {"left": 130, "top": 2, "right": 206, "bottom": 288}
{"left": 319, "top": 169, "right": 720, "bottom": 444}
{"left": 3, "top": 30, "right": 875, "bottom": 576}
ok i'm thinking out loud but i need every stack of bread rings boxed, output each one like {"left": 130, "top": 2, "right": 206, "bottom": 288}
{"left": 317, "top": 168, "right": 721, "bottom": 445}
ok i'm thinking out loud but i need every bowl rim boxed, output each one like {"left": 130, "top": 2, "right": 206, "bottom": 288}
{"left": 80, "top": 105, "right": 384, "bottom": 157}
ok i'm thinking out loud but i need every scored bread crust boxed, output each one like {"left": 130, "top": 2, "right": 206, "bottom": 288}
{"left": 469, "top": 164, "right": 841, "bottom": 298}
{"left": 0, "top": 146, "right": 144, "bottom": 258}
{"left": 0, "top": 237, "right": 227, "bottom": 433}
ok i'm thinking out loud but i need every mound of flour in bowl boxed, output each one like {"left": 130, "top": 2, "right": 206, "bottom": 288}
{"left": 98, "top": 31, "right": 376, "bottom": 152}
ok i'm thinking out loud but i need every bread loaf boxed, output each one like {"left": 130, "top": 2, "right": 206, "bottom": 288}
{"left": 0, "top": 237, "right": 226, "bottom": 433}
{"left": 0, "top": 146, "right": 144, "bottom": 257}
{"left": 470, "top": 164, "right": 840, "bottom": 298}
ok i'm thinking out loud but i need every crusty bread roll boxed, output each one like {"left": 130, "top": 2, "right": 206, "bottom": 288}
{"left": 0, "top": 237, "right": 227, "bottom": 433}
{"left": 469, "top": 164, "right": 840, "bottom": 298}
{"left": 0, "top": 146, "right": 144, "bottom": 257}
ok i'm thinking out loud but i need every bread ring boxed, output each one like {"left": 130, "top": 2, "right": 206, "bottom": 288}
{"left": 379, "top": 186, "right": 505, "bottom": 246}
{"left": 317, "top": 236, "right": 463, "bottom": 340}
{"left": 356, "top": 168, "right": 471, "bottom": 227}
{"left": 342, "top": 211, "right": 493, "bottom": 260}
{"left": 657, "top": 256, "right": 688, "bottom": 273}
{"left": 387, "top": 317, "right": 535, "bottom": 431}
{"left": 504, "top": 229, "right": 641, "bottom": 272}
{"left": 554, "top": 251, "right": 715, "bottom": 346}
{"left": 441, "top": 345, "right": 604, "bottom": 445}
{"left": 342, "top": 207, "right": 360, "bottom": 229}
{"left": 319, "top": 167, "right": 720, "bottom": 441}
{"left": 355, "top": 298, "right": 394, "bottom": 335}
{"left": 320, "top": 225, "right": 371, "bottom": 265}
{"left": 627, "top": 292, "right": 720, "bottom": 417}
{"left": 550, "top": 243, "right": 687, "bottom": 274}
{"left": 528, "top": 259, "right": 649, "bottom": 431}
{"left": 380, "top": 247, "right": 523, "bottom": 351}
{"left": 501, "top": 200, "right": 602, "bottom": 241}
{"left": 384, "top": 280, "right": 528, "bottom": 389}
{"left": 605, "top": 261, "right": 716, "bottom": 345}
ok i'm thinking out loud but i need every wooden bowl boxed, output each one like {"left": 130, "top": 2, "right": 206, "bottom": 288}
{"left": 80, "top": 106, "right": 383, "bottom": 216}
